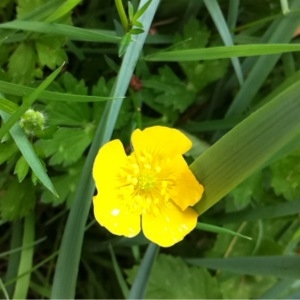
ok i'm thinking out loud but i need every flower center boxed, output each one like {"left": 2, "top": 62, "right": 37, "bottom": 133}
{"left": 138, "top": 173, "right": 156, "bottom": 191}
{"left": 118, "top": 151, "right": 173, "bottom": 215}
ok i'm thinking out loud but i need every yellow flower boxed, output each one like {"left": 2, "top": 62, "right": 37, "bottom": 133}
{"left": 92, "top": 126, "right": 204, "bottom": 247}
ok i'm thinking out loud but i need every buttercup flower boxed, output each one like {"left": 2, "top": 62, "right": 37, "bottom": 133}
{"left": 93, "top": 126, "right": 204, "bottom": 247}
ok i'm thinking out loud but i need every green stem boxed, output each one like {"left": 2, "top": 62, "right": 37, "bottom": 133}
{"left": 115, "top": 0, "right": 129, "bottom": 32}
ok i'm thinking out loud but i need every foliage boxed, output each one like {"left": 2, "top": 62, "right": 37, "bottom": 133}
{"left": 1, "top": 0, "right": 300, "bottom": 299}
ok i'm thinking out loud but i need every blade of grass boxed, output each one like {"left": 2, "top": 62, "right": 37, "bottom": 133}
{"left": 227, "top": 0, "right": 239, "bottom": 30}
{"left": 128, "top": 243, "right": 159, "bottom": 299}
{"left": 0, "top": 80, "right": 114, "bottom": 102}
{"left": 216, "top": 198, "right": 300, "bottom": 224}
{"left": 0, "top": 237, "right": 46, "bottom": 259}
{"left": 0, "top": 64, "right": 63, "bottom": 140}
{"left": 203, "top": 0, "right": 243, "bottom": 85}
{"left": 190, "top": 80, "right": 300, "bottom": 215}
{"left": 0, "top": 21, "right": 119, "bottom": 43}
{"left": 50, "top": 1, "right": 160, "bottom": 298}
{"left": 0, "top": 97, "right": 18, "bottom": 114}
{"left": 185, "top": 256, "right": 300, "bottom": 278}
{"left": 0, "top": 278, "right": 9, "bottom": 300}
{"left": 4, "top": 221, "right": 22, "bottom": 298}
{"left": 145, "top": 44, "right": 300, "bottom": 61}
{"left": 225, "top": 0, "right": 300, "bottom": 117}
{"left": 45, "top": 0, "right": 82, "bottom": 22}
{"left": 196, "top": 222, "right": 252, "bottom": 240}
{"left": 108, "top": 244, "right": 129, "bottom": 298}
{"left": 12, "top": 214, "right": 35, "bottom": 300}
{"left": 0, "top": 111, "right": 57, "bottom": 196}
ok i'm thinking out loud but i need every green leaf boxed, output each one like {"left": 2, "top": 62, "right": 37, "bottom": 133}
{"left": 41, "top": 160, "right": 82, "bottom": 206}
{"left": 196, "top": 222, "right": 252, "bottom": 240}
{"left": 191, "top": 77, "right": 300, "bottom": 215}
{"left": 119, "top": 32, "right": 132, "bottom": 57}
{"left": 36, "top": 127, "right": 94, "bottom": 166}
{"left": 14, "top": 155, "right": 30, "bottom": 182}
{"left": 0, "top": 111, "right": 57, "bottom": 196}
{"left": 270, "top": 149, "right": 300, "bottom": 201}
{"left": 186, "top": 255, "right": 300, "bottom": 279}
{"left": 0, "top": 64, "right": 64, "bottom": 140}
{"left": 126, "top": 254, "right": 222, "bottom": 299}
{"left": 0, "top": 21, "right": 120, "bottom": 43}
{"left": 0, "top": 97, "right": 18, "bottom": 114}
{"left": 145, "top": 44, "right": 300, "bottom": 61}
{"left": 0, "top": 139, "right": 18, "bottom": 164}
{"left": 0, "top": 80, "right": 113, "bottom": 102}
{"left": 128, "top": 1, "right": 134, "bottom": 20}
{"left": 0, "top": 179, "right": 35, "bottom": 221}
{"left": 132, "top": 0, "right": 152, "bottom": 22}
{"left": 8, "top": 43, "right": 36, "bottom": 84}
{"left": 143, "top": 66, "right": 195, "bottom": 112}
{"left": 35, "top": 37, "right": 67, "bottom": 69}
{"left": 45, "top": 0, "right": 82, "bottom": 22}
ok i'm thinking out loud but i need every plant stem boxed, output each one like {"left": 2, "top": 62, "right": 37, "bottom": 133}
{"left": 115, "top": 0, "right": 129, "bottom": 32}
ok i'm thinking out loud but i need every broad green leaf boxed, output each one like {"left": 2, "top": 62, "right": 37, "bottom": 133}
{"left": 8, "top": 43, "right": 36, "bottom": 84}
{"left": 145, "top": 44, "right": 300, "bottom": 61}
{"left": 186, "top": 255, "right": 300, "bottom": 279}
{"left": 127, "top": 254, "right": 222, "bottom": 299}
{"left": 191, "top": 79, "right": 300, "bottom": 215}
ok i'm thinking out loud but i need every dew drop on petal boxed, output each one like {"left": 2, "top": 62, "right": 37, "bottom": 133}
{"left": 111, "top": 208, "right": 120, "bottom": 216}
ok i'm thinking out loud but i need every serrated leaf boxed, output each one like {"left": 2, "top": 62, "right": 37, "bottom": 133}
{"left": 41, "top": 161, "right": 82, "bottom": 207}
{"left": 126, "top": 254, "right": 221, "bottom": 299}
{"left": 270, "top": 149, "right": 300, "bottom": 201}
{"left": 226, "top": 170, "right": 264, "bottom": 212}
{"left": 8, "top": 42, "right": 36, "bottom": 84}
{"left": 144, "top": 66, "right": 195, "bottom": 112}
{"left": 0, "top": 178, "right": 35, "bottom": 221}
{"left": 35, "top": 37, "right": 67, "bottom": 69}
{"left": 14, "top": 155, "right": 30, "bottom": 182}
{"left": 36, "top": 127, "right": 94, "bottom": 166}
{"left": 0, "top": 140, "right": 18, "bottom": 164}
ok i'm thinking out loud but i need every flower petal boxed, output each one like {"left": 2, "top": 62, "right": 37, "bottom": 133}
{"left": 142, "top": 202, "right": 198, "bottom": 247}
{"left": 168, "top": 155, "right": 204, "bottom": 210}
{"left": 131, "top": 126, "right": 192, "bottom": 156}
{"left": 93, "top": 139, "right": 127, "bottom": 192}
{"left": 93, "top": 193, "right": 141, "bottom": 237}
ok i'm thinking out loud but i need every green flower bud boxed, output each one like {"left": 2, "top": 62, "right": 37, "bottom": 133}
{"left": 19, "top": 109, "right": 46, "bottom": 136}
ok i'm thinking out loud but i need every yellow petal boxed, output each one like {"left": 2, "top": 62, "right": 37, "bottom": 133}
{"left": 168, "top": 155, "right": 204, "bottom": 210}
{"left": 93, "top": 139, "right": 127, "bottom": 192}
{"left": 131, "top": 126, "right": 192, "bottom": 156}
{"left": 93, "top": 193, "right": 141, "bottom": 238}
{"left": 142, "top": 203, "right": 198, "bottom": 247}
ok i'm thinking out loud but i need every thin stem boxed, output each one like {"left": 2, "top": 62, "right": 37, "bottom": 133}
{"left": 115, "top": 0, "right": 129, "bottom": 32}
